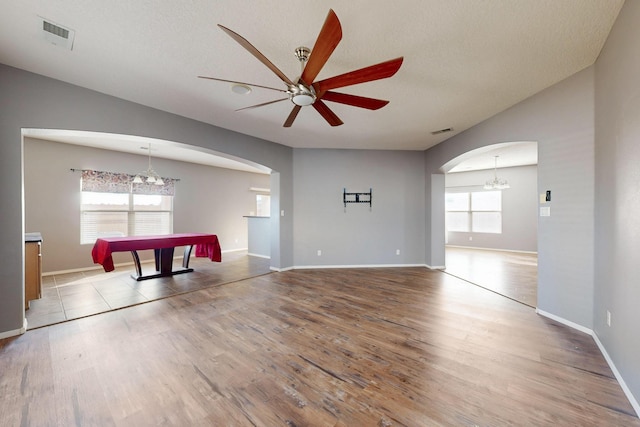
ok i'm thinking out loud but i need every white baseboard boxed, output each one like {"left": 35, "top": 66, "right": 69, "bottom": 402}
{"left": 592, "top": 333, "right": 640, "bottom": 417}
{"left": 270, "top": 265, "right": 293, "bottom": 272}
{"left": 292, "top": 263, "right": 427, "bottom": 270}
{"left": 426, "top": 264, "right": 446, "bottom": 270}
{"left": 536, "top": 309, "right": 639, "bottom": 417}
{"left": 247, "top": 253, "right": 270, "bottom": 259}
{"left": 271, "top": 263, "right": 432, "bottom": 272}
{"left": 446, "top": 245, "right": 537, "bottom": 255}
{"left": 535, "top": 309, "right": 593, "bottom": 335}
{"left": 0, "top": 318, "right": 27, "bottom": 339}
{"left": 43, "top": 265, "right": 105, "bottom": 276}
{"left": 222, "top": 248, "right": 249, "bottom": 254}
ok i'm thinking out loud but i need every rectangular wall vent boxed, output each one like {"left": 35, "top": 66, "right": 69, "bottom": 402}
{"left": 43, "top": 21, "right": 69, "bottom": 39}
{"left": 431, "top": 127, "right": 453, "bottom": 135}
{"left": 40, "top": 17, "right": 75, "bottom": 50}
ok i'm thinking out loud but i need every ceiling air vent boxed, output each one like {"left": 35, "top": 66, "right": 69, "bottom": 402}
{"left": 40, "top": 17, "right": 75, "bottom": 50}
{"left": 431, "top": 127, "right": 453, "bottom": 136}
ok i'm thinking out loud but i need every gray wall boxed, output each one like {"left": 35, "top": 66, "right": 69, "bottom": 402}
{"left": 24, "top": 138, "right": 269, "bottom": 272}
{"left": 247, "top": 217, "right": 271, "bottom": 258}
{"left": 0, "top": 63, "right": 293, "bottom": 336}
{"left": 594, "top": 0, "right": 640, "bottom": 406}
{"left": 425, "top": 66, "right": 595, "bottom": 328}
{"left": 445, "top": 165, "right": 538, "bottom": 252}
{"left": 293, "top": 149, "right": 425, "bottom": 267}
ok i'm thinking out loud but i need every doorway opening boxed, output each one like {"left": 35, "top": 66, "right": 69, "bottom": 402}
{"left": 441, "top": 141, "right": 538, "bottom": 307}
{"left": 23, "top": 129, "right": 276, "bottom": 328}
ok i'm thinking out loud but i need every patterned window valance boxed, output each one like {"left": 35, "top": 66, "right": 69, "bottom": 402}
{"left": 132, "top": 179, "right": 177, "bottom": 196}
{"left": 81, "top": 170, "right": 177, "bottom": 196}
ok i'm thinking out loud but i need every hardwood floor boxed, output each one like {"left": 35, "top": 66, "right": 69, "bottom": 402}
{"left": 445, "top": 246, "right": 538, "bottom": 307}
{"left": 2, "top": 266, "right": 638, "bottom": 426}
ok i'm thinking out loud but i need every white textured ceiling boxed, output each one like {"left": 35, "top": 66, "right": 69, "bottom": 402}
{"left": 1, "top": 0, "right": 624, "bottom": 167}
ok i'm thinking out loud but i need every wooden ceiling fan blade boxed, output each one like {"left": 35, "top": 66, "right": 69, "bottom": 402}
{"left": 218, "top": 24, "right": 294, "bottom": 86}
{"left": 236, "top": 98, "right": 288, "bottom": 112}
{"left": 198, "top": 76, "right": 286, "bottom": 93}
{"left": 321, "top": 91, "right": 389, "bottom": 110}
{"left": 312, "top": 100, "right": 344, "bottom": 126}
{"left": 283, "top": 105, "right": 302, "bottom": 127}
{"left": 314, "top": 57, "right": 404, "bottom": 93}
{"left": 300, "top": 9, "right": 342, "bottom": 85}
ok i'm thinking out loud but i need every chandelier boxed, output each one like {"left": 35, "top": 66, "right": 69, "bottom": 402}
{"left": 133, "top": 143, "right": 164, "bottom": 185}
{"left": 484, "top": 156, "right": 510, "bottom": 190}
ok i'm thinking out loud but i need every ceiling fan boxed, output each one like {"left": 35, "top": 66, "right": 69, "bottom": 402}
{"left": 199, "top": 9, "right": 403, "bottom": 127}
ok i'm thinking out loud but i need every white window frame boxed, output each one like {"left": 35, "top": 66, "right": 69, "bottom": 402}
{"left": 80, "top": 192, "right": 173, "bottom": 244}
{"left": 445, "top": 190, "right": 502, "bottom": 234}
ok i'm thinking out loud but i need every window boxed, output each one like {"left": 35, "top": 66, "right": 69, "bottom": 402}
{"left": 471, "top": 191, "right": 502, "bottom": 233}
{"left": 445, "top": 190, "right": 502, "bottom": 234}
{"left": 80, "top": 170, "right": 175, "bottom": 244}
{"left": 80, "top": 192, "right": 173, "bottom": 244}
{"left": 445, "top": 193, "right": 470, "bottom": 232}
{"left": 256, "top": 194, "right": 271, "bottom": 217}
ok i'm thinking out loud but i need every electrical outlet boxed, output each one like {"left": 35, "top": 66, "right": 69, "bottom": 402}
{"left": 317, "top": 250, "right": 322, "bottom": 256}
{"left": 607, "top": 310, "right": 611, "bottom": 327}
{"left": 469, "top": 236, "right": 473, "bottom": 241}
{"left": 396, "top": 249, "right": 400, "bottom": 255}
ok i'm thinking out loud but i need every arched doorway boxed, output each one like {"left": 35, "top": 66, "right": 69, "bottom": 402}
{"left": 440, "top": 141, "right": 538, "bottom": 306}
{"left": 22, "top": 129, "right": 276, "bottom": 328}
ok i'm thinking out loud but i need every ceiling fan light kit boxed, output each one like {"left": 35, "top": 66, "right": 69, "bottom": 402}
{"left": 199, "top": 9, "right": 403, "bottom": 127}
{"left": 231, "top": 84, "right": 252, "bottom": 95}
{"left": 289, "top": 84, "right": 317, "bottom": 106}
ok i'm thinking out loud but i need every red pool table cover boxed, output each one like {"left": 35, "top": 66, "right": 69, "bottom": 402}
{"left": 92, "top": 233, "right": 222, "bottom": 272}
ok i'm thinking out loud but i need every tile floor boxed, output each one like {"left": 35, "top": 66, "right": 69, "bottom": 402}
{"left": 25, "top": 251, "right": 272, "bottom": 329}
